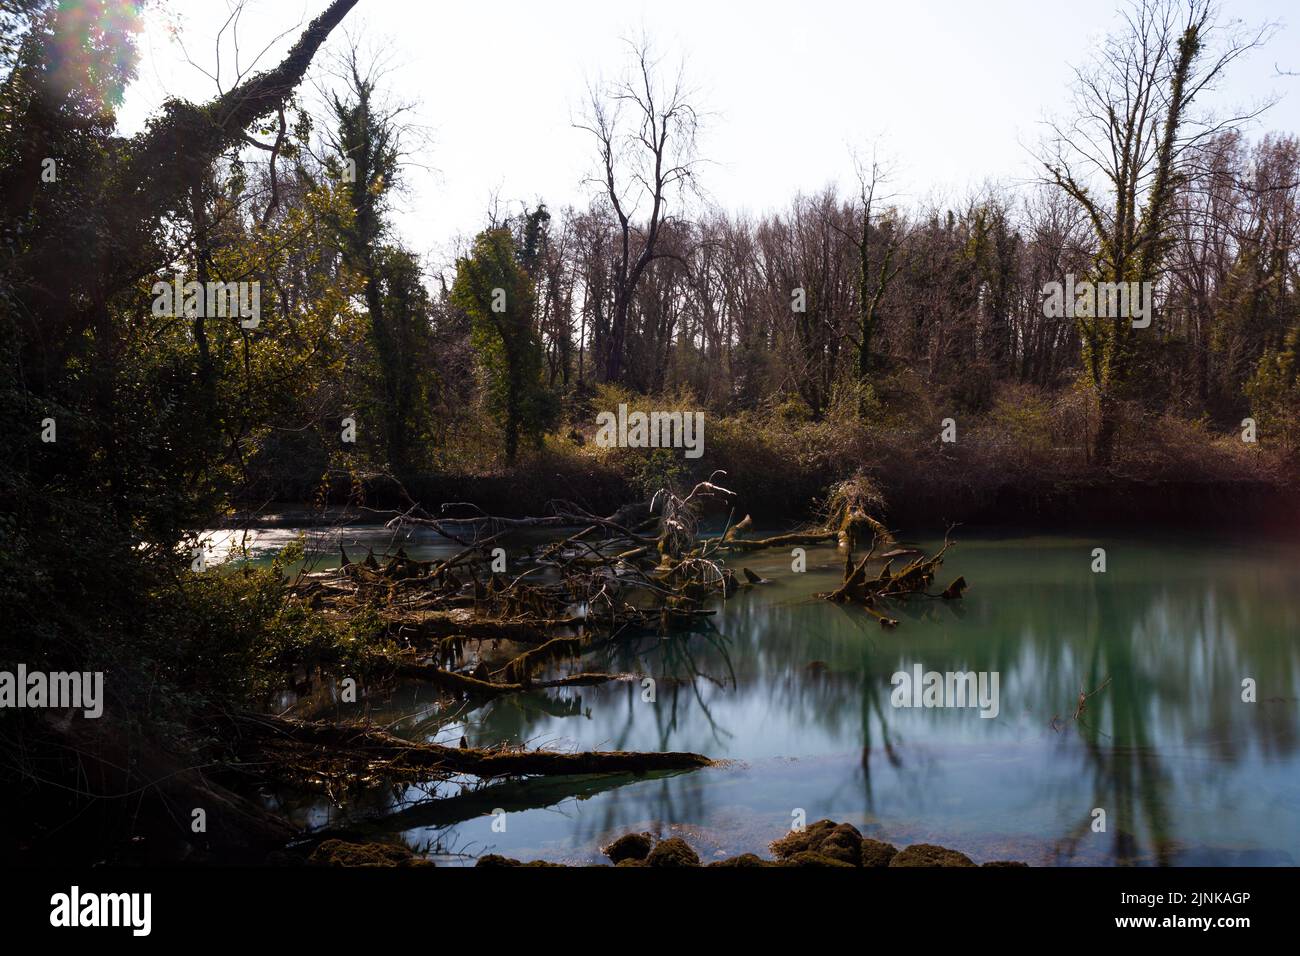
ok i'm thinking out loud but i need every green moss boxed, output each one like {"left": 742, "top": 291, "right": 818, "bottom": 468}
{"left": 308, "top": 839, "right": 431, "bottom": 867}
{"left": 646, "top": 837, "right": 701, "bottom": 867}
{"left": 604, "top": 832, "right": 653, "bottom": 864}
{"left": 888, "top": 844, "right": 977, "bottom": 868}
{"left": 860, "top": 838, "right": 899, "bottom": 867}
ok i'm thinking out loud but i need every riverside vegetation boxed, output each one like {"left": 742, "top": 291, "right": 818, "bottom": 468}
{"left": 2, "top": 0, "right": 1298, "bottom": 865}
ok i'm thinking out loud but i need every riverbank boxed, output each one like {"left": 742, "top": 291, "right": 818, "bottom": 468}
{"left": 226, "top": 473, "right": 1300, "bottom": 534}
{"left": 227, "top": 382, "right": 1299, "bottom": 534}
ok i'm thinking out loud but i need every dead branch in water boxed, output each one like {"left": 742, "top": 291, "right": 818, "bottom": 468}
{"left": 233, "top": 713, "right": 713, "bottom": 785}
{"left": 271, "top": 481, "right": 963, "bottom": 818}
{"left": 818, "top": 526, "right": 963, "bottom": 628}
{"left": 393, "top": 662, "right": 634, "bottom": 696}
{"left": 1049, "top": 676, "right": 1112, "bottom": 733}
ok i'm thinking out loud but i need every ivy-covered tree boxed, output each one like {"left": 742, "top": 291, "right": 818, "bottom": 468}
{"left": 1040, "top": 1, "right": 1268, "bottom": 463}
{"left": 319, "top": 48, "right": 437, "bottom": 481}
{"left": 450, "top": 228, "right": 555, "bottom": 464}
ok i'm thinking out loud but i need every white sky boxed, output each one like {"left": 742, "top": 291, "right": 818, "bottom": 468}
{"left": 118, "top": 0, "right": 1300, "bottom": 273}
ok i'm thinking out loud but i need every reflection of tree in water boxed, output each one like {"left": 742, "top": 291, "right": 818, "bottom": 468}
{"left": 414, "top": 620, "right": 737, "bottom": 854}
{"left": 562, "top": 623, "right": 738, "bottom": 850}
{"left": 283, "top": 536, "right": 1300, "bottom": 862}
{"left": 1045, "top": 543, "right": 1300, "bottom": 865}
{"left": 1050, "top": 573, "right": 1174, "bottom": 865}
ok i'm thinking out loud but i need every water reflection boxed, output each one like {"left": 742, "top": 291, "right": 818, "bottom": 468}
{"left": 257, "top": 528, "right": 1300, "bottom": 866}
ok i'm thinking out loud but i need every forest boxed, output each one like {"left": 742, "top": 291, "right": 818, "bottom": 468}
{"left": 2, "top": 0, "right": 1299, "bottom": 870}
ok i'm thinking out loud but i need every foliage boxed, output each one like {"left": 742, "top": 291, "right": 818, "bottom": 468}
{"left": 450, "top": 228, "right": 556, "bottom": 463}
{"left": 1246, "top": 327, "right": 1300, "bottom": 453}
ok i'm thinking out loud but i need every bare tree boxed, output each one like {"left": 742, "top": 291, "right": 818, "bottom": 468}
{"left": 1039, "top": 0, "right": 1274, "bottom": 463}
{"left": 851, "top": 149, "right": 903, "bottom": 394}
{"left": 575, "top": 37, "right": 705, "bottom": 384}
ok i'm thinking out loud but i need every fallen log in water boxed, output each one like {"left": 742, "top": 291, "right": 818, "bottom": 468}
{"left": 218, "top": 482, "right": 963, "bottom": 850}
{"left": 394, "top": 661, "right": 633, "bottom": 696}
{"left": 234, "top": 713, "right": 713, "bottom": 781}
{"left": 718, "top": 529, "right": 839, "bottom": 553}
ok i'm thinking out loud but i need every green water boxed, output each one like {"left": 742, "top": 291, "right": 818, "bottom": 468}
{"left": 221, "top": 526, "right": 1300, "bottom": 866}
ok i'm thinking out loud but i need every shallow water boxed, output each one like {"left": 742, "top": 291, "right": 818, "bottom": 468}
{"left": 220, "top": 524, "right": 1300, "bottom": 866}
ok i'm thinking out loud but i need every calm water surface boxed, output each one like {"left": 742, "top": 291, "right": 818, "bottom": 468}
{"left": 216, "top": 525, "right": 1300, "bottom": 866}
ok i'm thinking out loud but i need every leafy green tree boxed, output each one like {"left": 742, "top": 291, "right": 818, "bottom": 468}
{"left": 320, "top": 49, "right": 437, "bottom": 481}
{"left": 0, "top": 0, "right": 361, "bottom": 855}
{"left": 450, "top": 228, "right": 555, "bottom": 463}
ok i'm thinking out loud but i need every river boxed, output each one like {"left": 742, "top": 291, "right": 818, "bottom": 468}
{"left": 212, "top": 525, "right": 1300, "bottom": 866}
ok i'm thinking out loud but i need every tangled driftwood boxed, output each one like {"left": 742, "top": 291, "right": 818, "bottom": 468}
{"left": 819, "top": 528, "right": 966, "bottom": 628}
{"left": 262, "top": 475, "right": 966, "bottom": 811}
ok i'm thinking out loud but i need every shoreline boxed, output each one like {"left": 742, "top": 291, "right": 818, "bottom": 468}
{"left": 222, "top": 473, "right": 1300, "bottom": 534}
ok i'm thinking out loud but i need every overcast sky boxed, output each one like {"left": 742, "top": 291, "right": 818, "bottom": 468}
{"left": 117, "top": 0, "right": 1300, "bottom": 273}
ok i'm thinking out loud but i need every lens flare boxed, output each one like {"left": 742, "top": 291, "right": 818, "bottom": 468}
{"left": 46, "top": 0, "right": 142, "bottom": 110}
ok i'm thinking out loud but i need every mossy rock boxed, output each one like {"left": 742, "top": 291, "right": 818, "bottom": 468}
{"left": 888, "top": 844, "right": 976, "bottom": 868}
{"left": 860, "top": 838, "right": 899, "bottom": 868}
{"left": 770, "top": 819, "right": 863, "bottom": 865}
{"left": 982, "top": 860, "right": 1029, "bottom": 867}
{"left": 604, "top": 832, "right": 653, "bottom": 864}
{"left": 818, "top": 823, "right": 864, "bottom": 864}
{"left": 309, "top": 839, "right": 431, "bottom": 868}
{"left": 708, "top": 853, "right": 774, "bottom": 867}
{"left": 782, "top": 850, "right": 855, "bottom": 868}
{"left": 475, "top": 854, "right": 563, "bottom": 867}
{"left": 615, "top": 858, "right": 647, "bottom": 867}
{"left": 769, "top": 819, "right": 834, "bottom": 856}
{"left": 646, "top": 837, "right": 701, "bottom": 867}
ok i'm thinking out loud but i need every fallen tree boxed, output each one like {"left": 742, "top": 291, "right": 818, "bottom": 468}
{"left": 234, "top": 712, "right": 713, "bottom": 786}
{"left": 240, "top": 474, "right": 966, "bottom": 852}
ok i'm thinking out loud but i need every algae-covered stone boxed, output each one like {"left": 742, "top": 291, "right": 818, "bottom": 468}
{"left": 604, "top": 832, "right": 653, "bottom": 864}
{"left": 309, "top": 839, "right": 431, "bottom": 867}
{"left": 982, "top": 860, "right": 1029, "bottom": 867}
{"left": 782, "top": 850, "right": 855, "bottom": 868}
{"left": 646, "top": 837, "right": 701, "bottom": 867}
{"left": 770, "top": 819, "right": 863, "bottom": 865}
{"left": 859, "top": 838, "right": 899, "bottom": 867}
{"left": 708, "top": 853, "right": 773, "bottom": 867}
{"left": 818, "top": 822, "right": 864, "bottom": 865}
{"left": 770, "top": 818, "right": 835, "bottom": 857}
{"left": 888, "top": 844, "right": 976, "bottom": 867}
{"left": 475, "top": 854, "right": 563, "bottom": 867}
